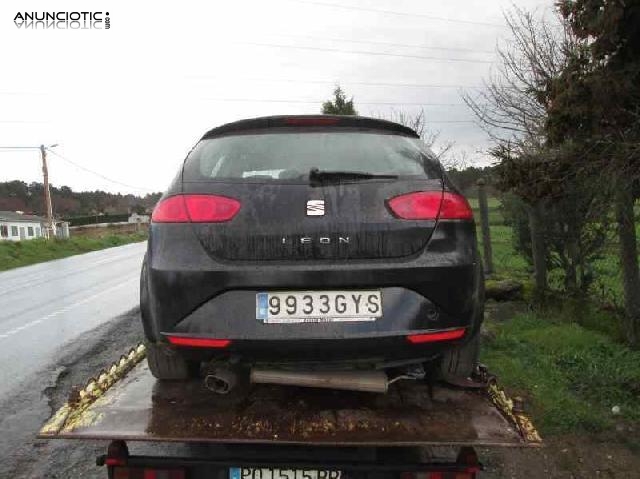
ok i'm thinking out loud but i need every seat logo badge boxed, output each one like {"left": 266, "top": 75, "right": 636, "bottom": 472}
{"left": 306, "top": 200, "right": 325, "bottom": 216}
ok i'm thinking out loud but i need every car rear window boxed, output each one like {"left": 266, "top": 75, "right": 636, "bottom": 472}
{"left": 182, "top": 130, "right": 441, "bottom": 182}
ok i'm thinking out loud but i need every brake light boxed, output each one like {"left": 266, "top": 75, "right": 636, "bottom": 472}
{"left": 400, "top": 472, "right": 477, "bottom": 479}
{"left": 406, "top": 328, "right": 466, "bottom": 344}
{"left": 284, "top": 117, "right": 340, "bottom": 126}
{"left": 152, "top": 195, "right": 241, "bottom": 223}
{"left": 112, "top": 467, "right": 186, "bottom": 479}
{"left": 166, "top": 335, "right": 232, "bottom": 348}
{"left": 387, "top": 192, "right": 473, "bottom": 220}
{"left": 387, "top": 191, "right": 441, "bottom": 220}
{"left": 440, "top": 192, "right": 474, "bottom": 220}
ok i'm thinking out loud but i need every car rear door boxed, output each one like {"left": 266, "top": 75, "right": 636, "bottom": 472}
{"left": 180, "top": 127, "right": 445, "bottom": 262}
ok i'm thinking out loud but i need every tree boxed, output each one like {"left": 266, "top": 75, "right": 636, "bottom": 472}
{"left": 463, "top": 6, "right": 572, "bottom": 148}
{"left": 322, "top": 85, "right": 357, "bottom": 115}
{"left": 464, "top": 7, "right": 580, "bottom": 294}
{"left": 552, "top": 0, "right": 640, "bottom": 346}
{"left": 466, "top": 6, "right": 617, "bottom": 297}
{"left": 0, "top": 181, "right": 162, "bottom": 218}
{"left": 380, "top": 109, "right": 457, "bottom": 166}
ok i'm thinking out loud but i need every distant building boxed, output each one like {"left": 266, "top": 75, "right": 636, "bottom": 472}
{"left": 128, "top": 213, "right": 150, "bottom": 224}
{"left": 0, "top": 211, "right": 46, "bottom": 241}
{"left": 56, "top": 221, "right": 70, "bottom": 239}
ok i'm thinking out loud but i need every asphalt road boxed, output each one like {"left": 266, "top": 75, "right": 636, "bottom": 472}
{"left": 0, "top": 241, "right": 147, "bottom": 399}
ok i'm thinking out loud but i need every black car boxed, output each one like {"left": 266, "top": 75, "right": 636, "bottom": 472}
{"left": 140, "top": 115, "right": 484, "bottom": 389}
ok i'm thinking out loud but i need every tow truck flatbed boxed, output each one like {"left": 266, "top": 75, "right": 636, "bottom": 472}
{"left": 38, "top": 345, "right": 541, "bottom": 477}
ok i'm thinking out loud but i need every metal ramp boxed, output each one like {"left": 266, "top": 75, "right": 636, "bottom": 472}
{"left": 39, "top": 344, "right": 541, "bottom": 447}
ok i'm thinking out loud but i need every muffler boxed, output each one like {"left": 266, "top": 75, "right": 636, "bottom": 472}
{"left": 204, "top": 365, "right": 238, "bottom": 394}
{"left": 250, "top": 368, "right": 389, "bottom": 393}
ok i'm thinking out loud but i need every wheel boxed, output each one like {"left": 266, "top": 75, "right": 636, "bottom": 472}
{"left": 145, "top": 341, "right": 200, "bottom": 380}
{"left": 141, "top": 255, "right": 199, "bottom": 380}
{"left": 440, "top": 263, "right": 484, "bottom": 381}
{"left": 139, "top": 255, "right": 157, "bottom": 342}
{"left": 439, "top": 329, "right": 480, "bottom": 381}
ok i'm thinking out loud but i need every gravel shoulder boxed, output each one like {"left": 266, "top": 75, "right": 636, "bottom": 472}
{"left": 0, "top": 308, "right": 144, "bottom": 478}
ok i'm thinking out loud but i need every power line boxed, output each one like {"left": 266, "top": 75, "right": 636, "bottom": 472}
{"left": 46, "top": 149, "right": 153, "bottom": 192}
{"left": 0, "top": 91, "right": 46, "bottom": 96}
{"left": 285, "top": 0, "right": 506, "bottom": 28}
{"left": 0, "top": 146, "right": 41, "bottom": 149}
{"left": 237, "top": 41, "right": 495, "bottom": 64}
{"left": 202, "top": 97, "right": 473, "bottom": 107}
{"left": 0, "top": 120, "right": 49, "bottom": 124}
{"left": 199, "top": 98, "right": 477, "bottom": 122}
{"left": 189, "top": 75, "right": 488, "bottom": 89}
{"left": 269, "top": 33, "right": 495, "bottom": 55}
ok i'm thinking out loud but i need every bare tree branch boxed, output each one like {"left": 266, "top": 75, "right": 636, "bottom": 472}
{"left": 462, "top": 6, "right": 576, "bottom": 154}
{"left": 378, "top": 109, "right": 455, "bottom": 163}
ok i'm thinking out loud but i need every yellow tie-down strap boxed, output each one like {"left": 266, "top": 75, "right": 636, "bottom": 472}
{"left": 40, "top": 343, "right": 147, "bottom": 436}
{"left": 488, "top": 382, "right": 542, "bottom": 444}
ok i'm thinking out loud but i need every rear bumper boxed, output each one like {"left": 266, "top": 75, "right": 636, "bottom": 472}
{"left": 161, "top": 328, "right": 468, "bottom": 366}
{"left": 143, "top": 220, "right": 483, "bottom": 362}
{"left": 156, "top": 285, "right": 479, "bottom": 364}
{"left": 171, "top": 287, "right": 470, "bottom": 338}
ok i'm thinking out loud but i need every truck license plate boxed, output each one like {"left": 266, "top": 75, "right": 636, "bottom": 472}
{"left": 229, "top": 468, "right": 341, "bottom": 479}
{"left": 256, "top": 290, "right": 382, "bottom": 323}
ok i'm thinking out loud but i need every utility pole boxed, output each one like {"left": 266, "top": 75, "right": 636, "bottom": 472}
{"left": 40, "top": 144, "right": 55, "bottom": 238}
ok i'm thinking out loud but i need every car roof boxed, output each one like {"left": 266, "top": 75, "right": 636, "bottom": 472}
{"left": 201, "top": 115, "right": 420, "bottom": 140}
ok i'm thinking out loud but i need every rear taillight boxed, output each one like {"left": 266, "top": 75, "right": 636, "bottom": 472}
{"left": 406, "top": 328, "right": 466, "bottom": 344}
{"left": 112, "top": 467, "right": 186, "bottom": 479}
{"left": 284, "top": 117, "right": 340, "bottom": 126}
{"left": 387, "top": 191, "right": 473, "bottom": 220}
{"left": 400, "top": 471, "right": 478, "bottom": 479}
{"left": 439, "top": 192, "right": 474, "bottom": 220}
{"left": 166, "top": 335, "right": 232, "bottom": 348}
{"left": 152, "top": 194, "right": 241, "bottom": 223}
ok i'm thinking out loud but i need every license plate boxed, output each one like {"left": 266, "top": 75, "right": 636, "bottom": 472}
{"left": 256, "top": 290, "right": 382, "bottom": 323}
{"left": 230, "top": 467, "right": 341, "bottom": 479}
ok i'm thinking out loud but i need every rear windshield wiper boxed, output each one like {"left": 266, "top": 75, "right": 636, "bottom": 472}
{"left": 309, "top": 167, "right": 398, "bottom": 185}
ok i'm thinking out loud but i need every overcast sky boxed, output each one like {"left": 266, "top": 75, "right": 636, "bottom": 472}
{"left": 0, "top": 0, "right": 551, "bottom": 195}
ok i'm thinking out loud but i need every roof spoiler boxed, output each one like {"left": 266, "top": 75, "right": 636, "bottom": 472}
{"left": 201, "top": 115, "right": 420, "bottom": 140}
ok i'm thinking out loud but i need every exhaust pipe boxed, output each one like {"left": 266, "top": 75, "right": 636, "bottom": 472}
{"left": 250, "top": 369, "right": 389, "bottom": 393}
{"left": 204, "top": 365, "right": 238, "bottom": 394}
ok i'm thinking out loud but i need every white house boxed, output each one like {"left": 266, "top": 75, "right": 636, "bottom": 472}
{"left": 128, "top": 213, "right": 150, "bottom": 224}
{"left": 0, "top": 211, "right": 46, "bottom": 241}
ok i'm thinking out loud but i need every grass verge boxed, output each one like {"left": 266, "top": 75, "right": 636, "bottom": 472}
{"left": 0, "top": 232, "right": 147, "bottom": 272}
{"left": 482, "top": 310, "right": 640, "bottom": 435}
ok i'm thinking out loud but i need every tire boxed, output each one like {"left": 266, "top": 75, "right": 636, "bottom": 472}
{"left": 141, "top": 256, "right": 200, "bottom": 380}
{"left": 139, "top": 255, "right": 159, "bottom": 342}
{"left": 145, "top": 341, "right": 200, "bottom": 380}
{"left": 440, "top": 264, "right": 485, "bottom": 381}
{"left": 439, "top": 328, "right": 481, "bottom": 381}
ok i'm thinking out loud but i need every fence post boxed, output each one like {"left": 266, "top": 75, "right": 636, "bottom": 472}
{"left": 529, "top": 201, "right": 548, "bottom": 292}
{"left": 477, "top": 178, "right": 493, "bottom": 275}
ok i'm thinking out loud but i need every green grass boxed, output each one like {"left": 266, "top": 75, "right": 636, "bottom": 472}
{"left": 472, "top": 196, "right": 639, "bottom": 305}
{"left": 0, "top": 233, "right": 147, "bottom": 271}
{"left": 474, "top": 196, "right": 640, "bottom": 436}
{"left": 469, "top": 197, "right": 504, "bottom": 225}
{"left": 482, "top": 311, "right": 640, "bottom": 434}
{"left": 478, "top": 225, "right": 530, "bottom": 281}
{"left": 472, "top": 197, "right": 531, "bottom": 285}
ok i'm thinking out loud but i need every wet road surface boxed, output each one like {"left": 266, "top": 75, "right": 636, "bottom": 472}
{"left": 0, "top": 308, "right": 147, "bottom": 478}
{"left": 0, "top": 242, "right": 146, "bottom": 399}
